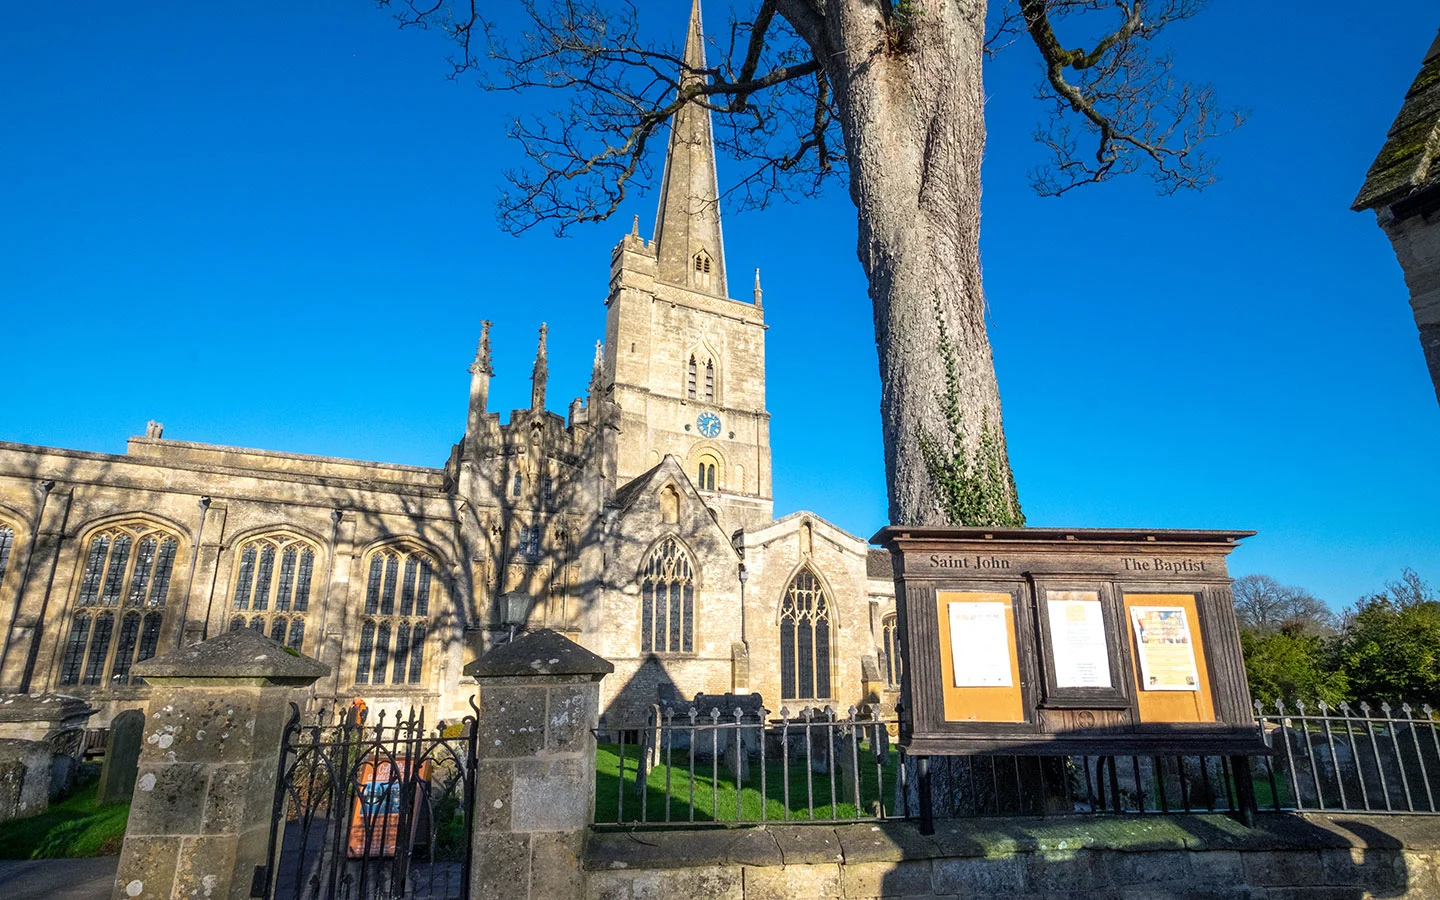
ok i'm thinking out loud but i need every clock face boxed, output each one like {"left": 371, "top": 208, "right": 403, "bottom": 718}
{"left": 696, "top": 412, "right": 722, "bottom": 439}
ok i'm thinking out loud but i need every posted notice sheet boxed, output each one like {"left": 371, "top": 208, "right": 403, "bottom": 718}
{"left": 1046, "top": 592, "right": 1111, "bottom": 688}
{"left": 947, "top": 601, "right": 1013, "bottom": 687}
{"left": 1129, "top": 606, "right": 1200, "bottom": 691}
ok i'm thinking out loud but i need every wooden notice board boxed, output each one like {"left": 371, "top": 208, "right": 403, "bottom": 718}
{"left": 935, "top": 591, "right": 1025, "bottom": 723}
{"left": 1124, "top": 593, "right": 1215, "bottom": 724}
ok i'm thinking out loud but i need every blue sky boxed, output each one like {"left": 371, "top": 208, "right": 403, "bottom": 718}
{"left": 2, "top": 2, "right": 1436, "bottom": 609}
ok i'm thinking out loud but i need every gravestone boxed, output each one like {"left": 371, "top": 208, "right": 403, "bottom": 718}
{"left": 95, "top": 709, "right": 144, "bottom": 806}
{"left": 0, "top": 694, "right": 96, "bottom": 822}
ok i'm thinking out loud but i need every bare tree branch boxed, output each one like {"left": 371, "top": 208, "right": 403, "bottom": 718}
{"left": 1019, "top": 0, "right": 1245, "bottom": 195}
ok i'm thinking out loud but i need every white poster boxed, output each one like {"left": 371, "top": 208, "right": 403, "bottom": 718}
{"left": 1046, "top": 592, "right": 1112, "bottom": 688}
{"left": 1130, "top": 606, "right": 1201, "bottom": 691}
{"left": 948, "top": 601, "right": 1013, "bottom": 687}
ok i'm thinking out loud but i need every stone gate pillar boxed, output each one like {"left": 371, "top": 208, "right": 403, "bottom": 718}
{"left": 463, "top": 628, "right": 612, "bottom": 900}
{"left": 112, "top": 628, "right": 327, "bottom": 900}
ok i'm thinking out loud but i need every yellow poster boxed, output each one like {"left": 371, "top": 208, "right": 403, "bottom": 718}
{"left": 1129, "top": 606, "right": 1200, "bottom": 691}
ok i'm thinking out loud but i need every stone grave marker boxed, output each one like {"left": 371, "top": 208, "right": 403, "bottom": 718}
{"left": 95, "top": 708, "right": 143, "bottom": 806}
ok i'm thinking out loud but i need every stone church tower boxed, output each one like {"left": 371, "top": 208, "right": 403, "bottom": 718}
{"left": 0, "top": 0, "right": 898, "bottom": 731}
{"left": 603, "top": 0, "right": 773, "bottom": 535}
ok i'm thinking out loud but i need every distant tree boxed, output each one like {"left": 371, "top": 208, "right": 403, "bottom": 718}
{"left": 380, "top": 0, "right": 1239, "bottom": 526}
{"left": 1231, "top": 574, "right": 1335, "bottom": 634}
{"left": 1239, "top": 622, "right": 1348, "bottom": 708}
{"left": 1334, "top": 570, "right": 1440, "bottom": 706}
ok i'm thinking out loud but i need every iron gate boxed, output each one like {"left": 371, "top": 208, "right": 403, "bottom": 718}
{"left": 257, "top": 700, "right": 478, "bottom": 900}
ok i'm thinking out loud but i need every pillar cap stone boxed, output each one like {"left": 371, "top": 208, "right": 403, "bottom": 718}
{"left": 133, "top": 628, "right": 329, "bottom": 683}
{"left": 464, "top": 628, "right": 614, "bottom": 680}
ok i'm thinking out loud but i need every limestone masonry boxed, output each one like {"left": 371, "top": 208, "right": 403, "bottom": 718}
{"left": 0, "top": 2, "right": 897, "bottom": 730}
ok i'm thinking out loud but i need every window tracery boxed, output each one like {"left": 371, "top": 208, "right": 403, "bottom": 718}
{"left": 882, "top": 614, "right": 901, "bottom": 687}
{"left": 640, "top": 538, "right": 695, "bottom": 653}
{"left": 0, "top": 524, "right": 13, "bottom": 594}
{"left": 780, "top": 567, "right": 832, "bottom": 701}
{"left": 59, "top": 523, "right": 179, "bottom": 687}
{"left": 354, "top": 546, "right": 434, "bottom": 686}
{"left": 227, "top": 534, "right": 317, "bottom": 652}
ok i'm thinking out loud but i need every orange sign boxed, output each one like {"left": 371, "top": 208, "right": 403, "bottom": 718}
{"left": 346, "top": 757, "right": 431, "bottom": 859}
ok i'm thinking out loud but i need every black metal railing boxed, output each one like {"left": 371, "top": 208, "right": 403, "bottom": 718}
{"left": 594, "top": 704, "right": 900, "bottom": 827}
{"left": 1255, "top": 699, "right": 1440, "bottom": 815}
{"left": 595, "top": 699, "right": 1440, "bottom": 828}
{"left": 260, "top": 702, "right": 478, "bottom": 900}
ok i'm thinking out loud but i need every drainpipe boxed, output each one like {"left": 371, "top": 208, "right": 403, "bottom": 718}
{"left": 0, "top": 480, "right": 54, "bottom": 690}
{"left": 173, "top": 496, "right": 210, "bottom": 649}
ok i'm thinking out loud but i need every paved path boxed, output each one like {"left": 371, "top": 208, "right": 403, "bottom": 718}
{"left": 0, "top": 856, "right": 117, "bottom": 900}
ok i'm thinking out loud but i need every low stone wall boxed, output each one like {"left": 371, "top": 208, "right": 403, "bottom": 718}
{"left": 585, "top": 813, "right": 1440, "bottom": 899}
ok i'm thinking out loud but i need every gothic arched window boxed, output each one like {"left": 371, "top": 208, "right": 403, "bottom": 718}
{"left": 882, "top": 614, "right": 901, "bottom": 687}
{"left": 59, "top": 523, "right": 179, "bottom": 687}
{"left": 704, "top": 359, "right": 715, "bottom": 402}
{"left": 640, "top": 538, "right": 695, "bottom": 653}
{"left": 227, "top": 534, "right": 317, "bottom": 652}
{"left": 780, "top": 567, "right": 832, "bottom": 701}
{"left": 354, "top": 546, "right": 435, "bottom": 686}
{"left": 687, "top": 355, "right": 698, "bottom": 399}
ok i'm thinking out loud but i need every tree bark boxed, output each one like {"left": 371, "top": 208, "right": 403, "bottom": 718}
{"left": 794, "top": 0, "right": 1022, "bottom": 527}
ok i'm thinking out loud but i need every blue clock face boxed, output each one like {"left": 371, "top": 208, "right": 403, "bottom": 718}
{"left": 696, "top": 412, "right": 722, "bottom": 439}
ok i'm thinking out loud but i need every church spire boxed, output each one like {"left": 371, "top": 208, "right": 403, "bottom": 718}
{"left": 530, "top": 323, "right": 549, "bottom": 411}
{"left": 652, "top": 0, "right": 728, "bottom": 297}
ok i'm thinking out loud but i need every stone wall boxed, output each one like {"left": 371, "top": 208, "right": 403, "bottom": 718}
{"left": 1383, "top": 211, "right": 1440, "bottom": 405}
{"left": 585, "top": 814, "right": 1440, "bottom": 899}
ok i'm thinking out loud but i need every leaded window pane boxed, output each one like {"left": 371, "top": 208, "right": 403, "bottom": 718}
{"left": 294, "top": 550, "right": 314, "bottom": 612}
{"left": 100, "top": 536, "right": 132, "bottom": 607}
{"left": 136, "top": 613, "right": 163, "bottom": 669}
{"left": 668, "top": 582, "right": 681, "bottom": 652}
{"left": 0, "top": 527, "right": 13, "bottom": 583}
{"left": 60, "top": 614, "right": 90, "bottom": 685}
{"left": 373, "top": 623, "right": 391, "bottom": 684}
{"left": 683, "top": 583, "right": 694, "bottom": 652}
{"left": 408, "top": 624, "right": 426, "bottom": 684}
{"left": 112, "top": 613, "right": 141, "bottom": 683}
{"left": 287, "top": 619, "right": 304, "bottom": 651}
{"left": 365, "top": 556, "right": 384, "bottom": 615}
{"left": 400, "top": 559, "right": 417, "bottom": 616}
{"left": 356, "top": 621, "right": 375, "bottom": 684}
{"left": 127, "top": 539, "right": 157, "bottom": 607}
{"left": 233, "top": 546, "right": 257, "bottom": 610}
{"left": 78, "top": 536, "right": 109, "bottom": 606}
{"left": 275, "top": 548, "right": 297, "bottom": 612}
{"left": 815, "top": 623, "right": 831, "bottom": 699}
{"left": 149, "top": 539, "right": 177, "bottom": 606}
{"left": 641, "top": 582, "right": 654, "bottom": 653}
{"left": 392, "top": 624, "right": 411, "bottom": 685}
{"left": 249, "top": 616, "right": 265, "bottom": 632}
{"left": 231, "top": 616, "right": 245, "bottom": 632}
{"left": 83, "top": 613, "right": 114, "bottom": 686}
{"left": 780, "top": 618, "right": 796, "bottom": 700}
{"left": 415, "top": 562, "right": 431, "bottom": 617}
{"left": 380, "top": 556, "right": 398, "bottom": 616}
{"left": 253, "top": 546, "right": 276, "bottom": 611}
{"left": 797, "top": 621, "right": 814, "bottom": 700}
{"left": 270, "top": 617, "right": 287, "bottom": 644}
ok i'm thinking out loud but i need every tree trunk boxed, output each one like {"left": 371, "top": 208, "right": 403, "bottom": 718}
{"left": 802, "top": 0, "right": 1022, "bottom": 527}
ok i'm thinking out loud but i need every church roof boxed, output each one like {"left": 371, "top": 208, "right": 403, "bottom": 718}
{"left": 1354, "top": 30, "right": 1440, "bottom": 212}
{"left": 866, "top": 548, "right": 893, "bottom": 580}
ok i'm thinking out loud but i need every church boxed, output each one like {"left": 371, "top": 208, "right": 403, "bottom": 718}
{"left": 0, "top": 4, "right": 901, "bottom": 729}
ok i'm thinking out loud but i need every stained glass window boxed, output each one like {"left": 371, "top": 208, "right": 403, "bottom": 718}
{"left": 354, "top": 547, "right": 435, "bottom": 686}
{"left": 639, "top": 538, "right": 695, "bottom": 653}
{"left": 228, "top": 535, "right": 316, "bottom": 652}
{"left": 60, "top": 524, "right": 180, "bottom": 687}
{"left": 780, "top": 568, "right": 832, "bottom": 700}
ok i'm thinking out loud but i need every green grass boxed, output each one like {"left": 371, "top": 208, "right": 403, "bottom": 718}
{"left": 595, "top": 741, "right": 898, "bottom": 825}
{"left": 0, "top": 774, "right": 131, "bottom": 859}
